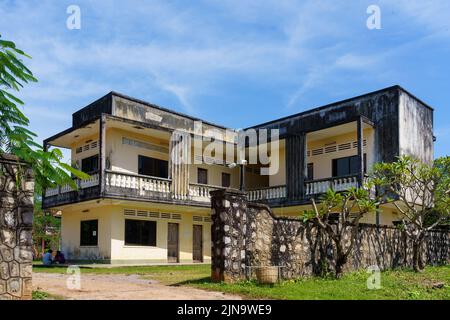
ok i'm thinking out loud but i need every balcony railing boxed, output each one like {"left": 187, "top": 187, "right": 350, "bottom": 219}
{"left": 247, "top": 185, "right": 286, "bottom": 202}
{"left": 43, "top": 171, "right": 367, "bottom": 208}
{"left": 247, "top": 175, "right": 361, "bottom": 202}
{"left": 45, "top": 172, "right": 100, "bottom": 196}
{"left": 44, "top": 170, "right": 224, "bottom": 205}
{"left": 305, "top": 174, "right": 359, "bottom": 196}
{"left": 189, "top": 183, "right": 223, "bottom": 202}
{"left": 104, "top": 170, "right": 172, "bottom": 200}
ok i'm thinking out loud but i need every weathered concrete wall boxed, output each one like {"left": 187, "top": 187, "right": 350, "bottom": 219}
{"left": 399, "top": 91, "right": 434, "bottom": 164}
{"left": 211, "top": 189, "right": 449, "bottom": 282}
{"left": 0, "top": 155, "right": 34, "bottom": 300}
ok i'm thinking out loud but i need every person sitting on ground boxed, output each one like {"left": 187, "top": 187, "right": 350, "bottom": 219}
{"left": 42, "top": 249, "right": 53, "bottom": 266}
{"left": 54, "top": 250, "right": 66, "bottom": 264}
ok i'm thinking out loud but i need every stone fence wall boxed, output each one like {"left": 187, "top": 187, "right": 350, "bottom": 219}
{"left": 210, "top": 189, "right": 450, "bottom": 282}
{"left": 0, "top": 155, "right": 34, "bottom": 300}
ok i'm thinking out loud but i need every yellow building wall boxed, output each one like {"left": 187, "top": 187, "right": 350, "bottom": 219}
{"left": 60, "top": 202, "right": 212, "bottom": 264}
{"left": 306, "top": 128, "right": 374, "bottom": 180}
{"left": 189, "top": 162, "right": 239, "bottom": 188}
{"left": 269, "top": 140, "right": 286, "bottom": 187}
{"left": 70, "top": 133, "right": 100, "bottom": 169}
{"left": 61, "top": 205, "right": 113, "bottom": 261}
{"left": 106, "top": 128, "right": 169, "bottom": 174}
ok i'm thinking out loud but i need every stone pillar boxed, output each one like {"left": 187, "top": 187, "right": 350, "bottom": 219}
{"left": 210, "top": 189, "right": 247, "bottom": 283}
{"left": 0, "top": 154, "right": 34, "bottom": 300}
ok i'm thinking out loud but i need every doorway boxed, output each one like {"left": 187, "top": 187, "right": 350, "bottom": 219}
{"left": 167, "top": 223, "right": 179, "bottom": 263}
{"left": 193, "top": 225, "right": 203, "bottom": 263}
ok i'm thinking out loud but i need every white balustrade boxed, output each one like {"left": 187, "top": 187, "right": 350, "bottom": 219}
{"left": 305, "top": 175, "right": 359, "bottom": 196}
{"left": 105, "top": 171, "right": 171, "bottom": 197}
{"left": 247, "top": 185, "right": 286, "bottom": 201}
{"left": 188, "top": 184, "right": 220, "bottom": 202}
{"left": 45, "top": 172, "right": 100, "bottom": 196}
{"left": 45, "top": 187, "right": 59, "bottom": 197}
{"left": 79, "top": 173, "right": 99, "bottom": 189}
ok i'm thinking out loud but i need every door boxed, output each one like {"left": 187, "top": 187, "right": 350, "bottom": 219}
{"left": 193, "top": 225, "right": 203, "bottom": 263}
{"left": 167, "top": 223, "right": 179, "bottom": 263}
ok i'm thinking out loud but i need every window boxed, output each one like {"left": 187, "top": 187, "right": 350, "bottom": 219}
{"left": 307, "top": 163, "right": 314, "bottom": 181}
{"left": 138, "top": 155, "right": 168, "bottom": 178}
{"left": 80, "top": 220, "right": 98, "bottom": 246}
{"left": 332, "top": 154, "right": 367, "bottom": 177}
{"left": 197, "top": 168, "right": 208, "bottom": 184}
{"left": 221, "top": 173, "right": 231, "bottom": 188}
{"left": 125, "top": 219, "right": 157, "bottom": 246}
{"left": 81, "top": 155, "right": 99, "bottom": 173}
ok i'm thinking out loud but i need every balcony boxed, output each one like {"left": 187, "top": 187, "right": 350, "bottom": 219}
{"left": 247, "top": 174, "right": 376, "bottom": 203}
{"left": 43, "top": 170, "right": 223, "bottom": 208}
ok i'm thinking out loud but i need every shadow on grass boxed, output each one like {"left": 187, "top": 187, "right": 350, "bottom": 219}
{"left": 169, "top": 276, "right": 213, "bottom": 287}
{"left": 32, "top": 264, "right": 94, "bottom": 270}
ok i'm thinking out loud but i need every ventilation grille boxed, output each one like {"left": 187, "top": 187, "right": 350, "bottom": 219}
{"left": 338, "top": 142, "right": 351, "bottom": 151}
{"left": 172, "top": 214, "right": 182, "bottom": 220}
{"left": 160, "top": 212, "right": 171, "bottom": 219}
{"left": 122, "top": 137, "right": 168, "bottom": 154}
{"left": 308, "top": 139, "right": 367, "bottom": 157}
{"left": 149, "top": 212, "right": 159, "bottom": 218}
{"left": 124, "top": 209, "right": 136, "bottom": 216}
{"left": 123, "top": 209, "right": 180, "bottom": 220}
{"left": 74, "top": 141, "right": 99, "bottom": 155}
{"left": 324, "top": 145, "right": 337, "bottom": 153}
{"left": 193, "top": 216, "right": 212, "bottom": 222}
{"left": 137, "top": 210, "right": 148, "bottom": 217}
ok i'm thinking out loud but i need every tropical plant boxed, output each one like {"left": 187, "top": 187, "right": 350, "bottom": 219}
{"left": 0, "top": 35, "right": 88, "bottom": 194}
{"left": 304, "top": 187, "right": 379, "bottom": 278}
{"left": 32, "top": 198, "right": 61, "bottom": 258}
{"left": 371, "top": 155, "right": 450, "bottom": 272}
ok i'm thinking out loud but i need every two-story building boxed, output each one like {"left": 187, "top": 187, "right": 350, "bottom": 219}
{"left": 42, "top": 85, "right": 434, "bottom": 264}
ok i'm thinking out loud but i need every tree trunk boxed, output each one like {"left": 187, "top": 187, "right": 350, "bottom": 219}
{"left": 412, "top": 237, "right": 425, "bottom": 272}
{"left": 335, "top": 244, "right": 347, "bottom": 279}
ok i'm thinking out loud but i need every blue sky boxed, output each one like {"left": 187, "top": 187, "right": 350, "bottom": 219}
{"left": 0, "top": 0, "right": 449, "bottom": 158}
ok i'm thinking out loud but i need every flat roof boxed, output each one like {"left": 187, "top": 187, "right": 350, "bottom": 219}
{"left": 45, "top": 85, "right": 434, "bottom": 143}
{"left": 246, "top": 85, "right": 434, "bottom": 129}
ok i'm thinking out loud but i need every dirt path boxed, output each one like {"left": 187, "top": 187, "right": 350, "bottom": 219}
{"left": 33, "top": 272, "right": 242, "bottom": 300}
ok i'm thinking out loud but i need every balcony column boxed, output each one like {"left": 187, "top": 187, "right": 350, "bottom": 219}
{"left": 286, "top": 132, "right": 307, "bottom": 200}
{"left": 357, "top": 116, "right": 364, "bottom": 187}
{"left": 99, "top": 114, "right": 107, "bottom": 196}
{"left": 170, "top": 131, "right": 190, "bottom": 200}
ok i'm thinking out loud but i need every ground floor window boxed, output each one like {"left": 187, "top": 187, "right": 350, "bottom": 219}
{"left": 80, "top": 220, "right": 98, "bottom": 246}
{"left": 125, "top": 219, "right": 157, "bottom": 246}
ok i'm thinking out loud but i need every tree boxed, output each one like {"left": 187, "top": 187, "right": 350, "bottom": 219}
{"left": 32, "top": 198, "right": 61, "bottom": 258}
{"left": 371, "top": 155, "right": 450, "bottom": 272}
{"left": 304, "top": 187, "right": 378, "bottom": 278}
{"left": 0, "top": 35, "right": 88, "bottom": 194}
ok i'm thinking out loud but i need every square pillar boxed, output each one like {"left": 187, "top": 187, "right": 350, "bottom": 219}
{"left": 357, "top": 116, "right": 364, "bottom": 187}
{"left": 286, "top": 132, "right": 307, "bottom": 200}
{"left": 99, "top": 114, "right": 107, "bottom": 195}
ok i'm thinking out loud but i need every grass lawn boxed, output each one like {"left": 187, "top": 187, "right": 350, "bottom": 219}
{"left": 33, "top": 263, "right": 449, "bottom": 300}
